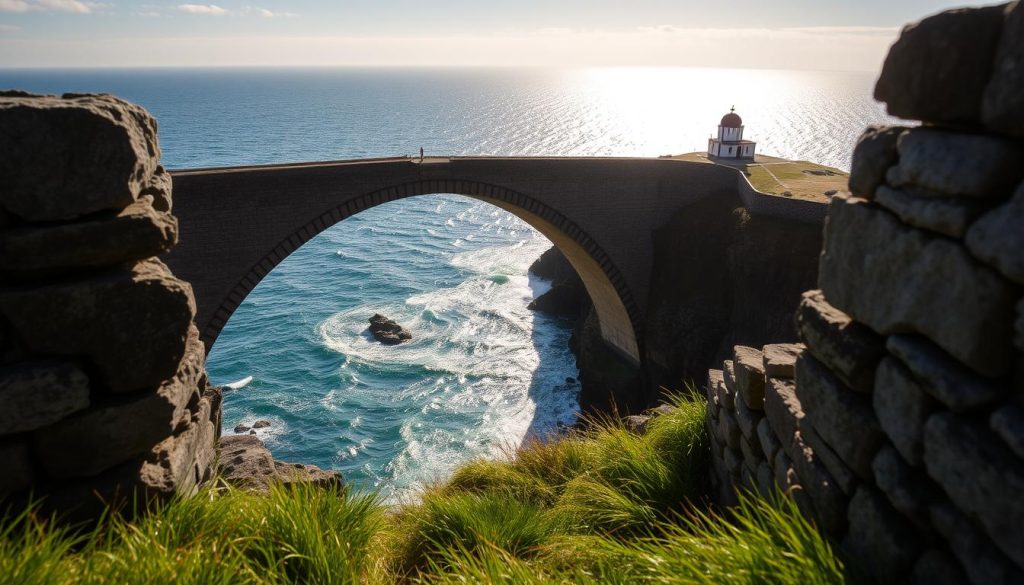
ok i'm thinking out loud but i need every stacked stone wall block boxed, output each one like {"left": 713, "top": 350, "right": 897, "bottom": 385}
{"left": 705, "top": 4, "right": 1024, "bottom": 582}
{"left": 0, "top": 93, "right": 219, "bottom": 517}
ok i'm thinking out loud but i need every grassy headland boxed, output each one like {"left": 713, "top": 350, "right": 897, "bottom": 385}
{"left": 1, "top": 396, "right": 846, "bottom": 584}
{"left": 665, "top": 152, "right": 848, "bottom": 202}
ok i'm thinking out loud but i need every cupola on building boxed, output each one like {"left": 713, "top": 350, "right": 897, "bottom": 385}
{"left": 707, "top": 106, "right": 756, "bottom": 159}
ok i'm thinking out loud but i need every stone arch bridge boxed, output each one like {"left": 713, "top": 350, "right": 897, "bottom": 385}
{"left": 166, "top": 156, "right": 743, "bottom": 365}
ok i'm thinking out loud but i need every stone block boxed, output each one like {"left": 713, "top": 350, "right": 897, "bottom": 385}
{"left": 874, "top": 185, "right": 983, "bottom": 238}
{"left": 732, "top": 346, "right": 766, "bottom": 409}
{"left": 886, "top": 128, "right": 1024, "bottom": 199}
{"left": 795, "top": 352, "right": 884, "bottom": 480}
{"left": 763, "top": 377, "right": 802, "bottom": 449}
{"left": 33, "top": 328, "right": 204, "bottom": 479}
{"left": 0, "top": 93, "right": 160, "bottom": 221}
{"left": 819, "top": 195, "right": 1017, "bottom": 377}
{"left": 795, "top": 289, "right": 884, "bottom": 393}
{"left": 0, "top": 437, "right": 33, "bottom": 499}
{"left": 756, "top": 417, "right": 781, "bottom": 463}
{"left": 720, "top": 360, "right": 736, "bottom": 410}
{"left": 733, "top": 389, "right": 761, "bottom": 440}
{"left": 0, "top": 196, "right": 177, "bottom": 274}
{"left": 887, "top": 335, "right": 1004, "bottom": 411}
{"left": 756, "top": 461, "right": 774, "bottom": 498}
{"left": 623, "top": 415, "right": 651, "bottom": 435}
{"left": 843, "top": 486, "right": 923, "bottom": 584}
{"left": 718, "top": 409, "right": 741, "bottom": 450}
{"left": 142, "top": 166, "right": 173, "bottom": 212}
{"left": 873, "top": 444, "right": 938, "bottom": 535}
{"left": 801, "top": 424, "right": 857, "bottom": 496}
{"left": 762, "top": 343, "right": 802, "bottom": 379}
{"left": 924, "top": 413, "right": 1024, "bottom": 568}
{"left": 848, "top": 125, "right": 906, "bottom": 198}
{"left": 788, "top": 430, "right": 848, "bottom": 535}
{"left": 773, "top": 449, "right": 817, "bottom": 522}
{"left": 983, "top": 1, "right": 1024, "bottom": 137}
{"left": 137, "top": 385, "right": 219, "bottom": 496}
{"left": 723, "top": 445, "right": 742, "bottom": 479}
{"left": 0, "top": 258, "right": 196, "bottom": 392}
{"left": 706, "top": 369, "right": 723, "bottom": 404}
{"left": 911, "top": 549, "right": 969, "bottom": 585}
{"left": 930, "top": 500, "right": 1024, "bottom": 585}
{"left": 965, "top": 183, "right": 1024, "bottom": 285}
{"left": 990, "top": 403, "right": 1024, "bottom": 460}
{"left": 739, "top": 433, "right": 762, "bottom": 472}
{"left": 0, "top": 361, "right": 90, "bottom": 435}
{"left": 874, "top": 5, "right": 1005, "bottom": 124}
{"left": 874, "top": 356, "right": 938, "bottom": 465}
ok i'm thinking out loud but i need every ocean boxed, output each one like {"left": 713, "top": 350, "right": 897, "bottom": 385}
{"left": 1, "top": 67, "right": 899, "bottom": 498}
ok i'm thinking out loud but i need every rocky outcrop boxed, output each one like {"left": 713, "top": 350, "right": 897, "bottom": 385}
{"left": 217, "top": 435, "right": 342, "bottom": 492}
{"left": 368, "top": 314, "right": 412, "bottom": 344}
{"left": 0, "top": 93, "right": 217, "bottom": 521}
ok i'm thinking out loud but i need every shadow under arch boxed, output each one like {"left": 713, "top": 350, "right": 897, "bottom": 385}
{"left": 204, "top": 178, "right": 643, "bottom": 364}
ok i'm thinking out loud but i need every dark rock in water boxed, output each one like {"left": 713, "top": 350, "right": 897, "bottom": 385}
{"left": 527, "top": 248, "right": 586, "bottom": 317}
{"left": 248, "top": 430, "right": 256, "bottom": 435}
{"left": 234, "top": 424, "right": 250, "bottom": 434}
{"left": 368, "top": 313, "right": 412, "bottom": 345}
{"left": 565, "top": 377, "right": 576, "bottom": 384}
{"left": 217, "top": 435, "right": 343, "bottom": 492}
{"left": 252, "top": 420, "right": 271, "bottom": 429}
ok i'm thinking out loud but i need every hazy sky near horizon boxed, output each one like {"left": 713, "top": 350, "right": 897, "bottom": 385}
{"left": 0, "top": 0, "right": 1000, "bottom": 70}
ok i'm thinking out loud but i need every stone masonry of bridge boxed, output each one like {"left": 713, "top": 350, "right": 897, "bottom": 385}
{"left": 167, "top": 155, "right": 810, "bottom": 364}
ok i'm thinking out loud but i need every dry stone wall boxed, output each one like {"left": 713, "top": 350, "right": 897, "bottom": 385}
{"left": 706, "top": 4, "right": 1024, "bottom": 584}
{"left": 0, "top": 92, "right": 221, "bottom": 520}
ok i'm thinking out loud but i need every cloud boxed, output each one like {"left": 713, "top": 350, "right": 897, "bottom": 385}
{"left": 0, "top": 22, "right": 20, "bottom": 30}
{"left": 245, "top": 6, "right": 298, "bottom": 18}
{"left": 177, "top": 3, "right": 227, "bottom": 15}
{"left": 0, "top": 0, "right": 97, "bottom": 12}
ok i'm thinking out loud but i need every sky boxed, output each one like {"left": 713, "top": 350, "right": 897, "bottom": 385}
{"left": 0, "top": 0, "right": 1000, "bottom": 70}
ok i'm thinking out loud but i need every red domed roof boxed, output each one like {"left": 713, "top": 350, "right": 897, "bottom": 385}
{"left": 721, "top": 110, "right": 742, "bottom": 128}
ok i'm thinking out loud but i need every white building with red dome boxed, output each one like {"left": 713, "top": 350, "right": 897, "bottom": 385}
{"left": 707, "top": 106, "right": 756, "bottom": 159}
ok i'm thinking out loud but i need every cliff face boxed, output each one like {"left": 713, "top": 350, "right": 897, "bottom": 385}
{"left": 644, "top": 193, "right": 823, "bottom": 392}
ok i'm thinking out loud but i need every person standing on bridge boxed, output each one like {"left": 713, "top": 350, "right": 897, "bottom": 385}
{"left": 419, "top": 147, "right": 424, "bottom": 162}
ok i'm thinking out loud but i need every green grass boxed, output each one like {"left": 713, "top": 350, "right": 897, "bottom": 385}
{"left": 0, "top": 394, "right": 847, "bottom": 584}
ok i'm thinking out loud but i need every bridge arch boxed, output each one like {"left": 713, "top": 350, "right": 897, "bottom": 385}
{"left": 201, "top": 178, "right": 643, "bottom": 363}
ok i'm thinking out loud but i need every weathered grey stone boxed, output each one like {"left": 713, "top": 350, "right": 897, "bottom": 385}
{"left": 911, "top": 549, "right": 969, "bottom": 585}
{"left": 762, "top": 343, "right": 803, "bottom": 379}
{"left": 848, "top": 125, "right": 907, "bottom": 198}
{"left": 720, "top": 360, "right": 736, "bottom": 410}
{"left": 874, "top": 185, "right": 983, "bottom": 238}
{"left": 820, "top": 195, "right": 1017, "bottom": 377}
{"left": 965, "top": 183, "right": 1024, "bottom": 285}
{"left": 0, "top": 196, "right": 177, "bottom": 273}
{"left": 33, "top": 328, "right": 204, "bottom": 478}
{"left": 0, "top": 93, "right": 160, "bottom": 221}
{"left": 0, "top": 437, "right": 33, "bottom": 499}
{"left": 756, "top": 461, "right": 774, "bottom": 498}
{"left": 874, "top": 356, "right": 938, "bottom": 465}
{"left": 739, "top": 433, "right": 763, "bottom": 472}
{"left": 982, "top": 1, "right": 1024, "bottom": 137}
{"left": 138, "top": 386, "right": 219, "bottom": 496}
{"left": 801, "top": 424, "right": 857, "bottom": 496}
{"left": 788, "top": 430, "right": 847, "bottom": 535}
{"left": 623, "top": 415, "right": 651, "bottom": 435}
{"left": 142, "top": 165, "right": 172, "bottom": 212}
{"left": 873, "top": 5, "right": 1005, "bottom": 124}
{"left": 0, "top": 258, "right": 196, "bottom": 392}
{"left": 773, "top": 449, "right": 817, "bottom": 521}
{"left": 887, "top": 335, "right": 1004, "bottom": 411}
{"left": 718, "top": 410, "right": 741, "bottom": 450}
{"left": 733, "top": 390, "right": 761, "bottom": 440}
{"left": 739, "top": 461, "right": 756, "bottom": 493}
{"left": 218, "top": 434, "right": 342, "bottom": 492}
{"left": 843, "top": 486, "right": 923, "bottom": 584}
{"left": 924, "top": 412, "right": 1024, "bottom": 568}
{"left": 756, "top": 417, "right": 781, "bottom": 463}
{"left": 795, "top": 289, "right": 884, "bottom": 393}
{"left": 886, "top": 128, "right": 1024, "bottom": 199}
{"left": 706, "top": 369, "right": 723, "bottom": 405}
{"left": 873, "top": 444, "right": 937, "bottom": 535}
{"left": 647, "top": 404, "right": 675, "bottom": 417}
{"left": 930, "top": 500, "right": 1024, "bottom": 585}
{"left": 0, "top": 361, "right": 90, "bottom": 435}
{"left": 733, "top": 346, "right": 766, "bottom": 409}
{"left": 990, "top": 403, "right": 1024, "bottom": 460}
{"left": 795, "top": 352, "right": 884, "bottom": 480}
{"left": 763, "top": 377, "right": 802, "bottom": 449}
{"left": 723, "top": 445, "right": 742, "bottom": 479}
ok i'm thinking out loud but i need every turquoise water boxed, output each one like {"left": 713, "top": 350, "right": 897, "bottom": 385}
{"left": 0, "top": 67, "right": 897, "bottom": 498}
